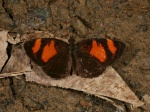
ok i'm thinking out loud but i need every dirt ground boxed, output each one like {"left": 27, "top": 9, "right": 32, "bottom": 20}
{"left": 0, "top": 0, "right": 150, "bottom": 112}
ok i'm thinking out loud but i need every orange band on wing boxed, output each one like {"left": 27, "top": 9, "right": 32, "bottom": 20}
{"left": 90, "top": 40, "right": 107, "bottom": 62}
{"left": 107, "top": 39, "right": 117, "bottom": 55}
{"left": 42, "top": 40, "right": 57, "bottom": 62}
{"left": 32, "top": 39, "right": 42, "bottom": 54}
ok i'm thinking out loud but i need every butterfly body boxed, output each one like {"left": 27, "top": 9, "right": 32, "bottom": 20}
{"left": 24, "top": 38, "right": 125, "bottom": 79}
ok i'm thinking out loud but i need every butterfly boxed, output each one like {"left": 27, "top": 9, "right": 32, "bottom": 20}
{"left": 24, "top": 37, "right": 125, "bottom": 78}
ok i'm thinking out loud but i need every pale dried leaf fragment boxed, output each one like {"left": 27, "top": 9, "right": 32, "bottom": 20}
{"left": 142, "top": 94, "right": 150, "bottom": 111}
{"left": 0, "top": 31, "right": 8, "bottom": 70}
{"left": 1, "top": 46, "right": 30, "bottom": 73}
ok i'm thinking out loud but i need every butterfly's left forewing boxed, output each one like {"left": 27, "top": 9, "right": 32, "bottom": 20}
{"left": 24, "top": 38, "right": 71, "bottom": 78}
